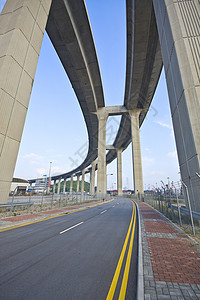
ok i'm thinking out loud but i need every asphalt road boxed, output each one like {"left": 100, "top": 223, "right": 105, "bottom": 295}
{"left": 0, "top": 198, "right": 138, "bottom": 300}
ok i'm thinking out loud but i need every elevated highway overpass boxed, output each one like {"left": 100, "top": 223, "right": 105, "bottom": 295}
{"left": 0, "top": 0, "right": 199, "bottom": 212}
{"left": 31, "top": 0, "right": 163, "bottom": 186}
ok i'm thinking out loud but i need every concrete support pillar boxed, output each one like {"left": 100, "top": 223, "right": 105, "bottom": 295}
{"left": 90, "top": 169, "right": 92, "bottom": 194}
{"left": 97, "top": 112, "right": 108, "bottom": 195}
{"left": 57, "top": 178, "right": 61, "bottom": 195}
{"left": 70, "top": 174, "right": 74, "bottom": 195}
{"left": 130, "top": 110, "right": 144, "bottom": 195}
{"left": 81, "top": 170, "right": 85, "bottom": 195}
{"left": 63, "top": 178, "right": 66, "bottom": 194}
{"left": 153, "top": 0, "right": 200, "bottom": 212}
{"left": 90, "top": 161, "right": 96, "bottom": 195}
{"left": 53, "top": 180, "right": 56, "bottom": 194}
{"left": 117, "top": 149, "right": 123, "bottom": 196}
{"left": 76, "top": 175, "right": 80, "bottom": 192}
{"left": 47, "top": 179, "right": 51, "bottom": 194}
{"left": 0, "top": 0, "right": 53, "bottom": 203}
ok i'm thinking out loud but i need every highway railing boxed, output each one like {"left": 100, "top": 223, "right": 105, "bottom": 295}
{"left": 2, "top": 192, "right": 110, "bottom": 218}
{"left": 0, "top": 202, "right": 34, "bottom": 216}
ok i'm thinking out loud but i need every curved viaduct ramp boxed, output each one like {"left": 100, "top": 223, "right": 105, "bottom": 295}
{"left": 31, "top": 0, "right": 163, "bottom": 183}
{"left": 28, "top": 0, "right": 163, "bottom": 185}
{"left": 106, "top": 0, "right": 163, "bottom": 164}
{"left": 46, "top": 0, "right": 104, "bottom": 180}
{"left": 1, "top": 0, "right": 199, "bottom": 211}
{"left": 44, "top": 0, "right": 200, "bottom": 213}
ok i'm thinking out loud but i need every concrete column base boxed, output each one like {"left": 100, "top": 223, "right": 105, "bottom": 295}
{"left": 81, "top": 170, "right": 85, "bottom": 196}
{"left": 97, "top": 112, "right": 108, "bottom": 195}
{"left": 53, "top": 180, "right": 56, "bottom": 194}
{"left": 63, "top": 179, "right": 66, "bottom": 194}
{"left": 70, "top": 174, "right": 74, "bottom": 195}
{"left": 90, "top": 161, "right": 96, "bottom": 195}
{"left": 130, "top": 109, "right": 144, "bottom": 195}
{"left": 117, "top": 149, "right": 123, "bottom": 196}
{"left": 76, "top": 175, "right": 80, "bottom": 193}
{"left": 57, "top": 178, "right": 61, "bottom": 195}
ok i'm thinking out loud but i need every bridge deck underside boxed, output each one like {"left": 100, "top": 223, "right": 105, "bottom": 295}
{"left": 30, "top": 0, "right": 163, "bottom": 182}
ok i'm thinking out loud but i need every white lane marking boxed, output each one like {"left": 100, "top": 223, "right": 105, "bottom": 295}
{"left": 112, "top": 205, "right": 115, "bottom": 207}
{"left": 59, "top": 222, "right": 84, "bottom": 234}
{"left": 100, "top": 210, "right": 107, "bottom": 214}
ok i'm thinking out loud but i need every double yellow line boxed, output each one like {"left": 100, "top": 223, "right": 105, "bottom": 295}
{"left": 106, "top": 200, "right": 137, "bottom": 300}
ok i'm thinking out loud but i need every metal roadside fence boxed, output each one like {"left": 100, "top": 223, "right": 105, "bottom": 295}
{"left": 2, "top": 191, "right": 110, "bottom": 216}
{"left": 143, "top": 191, "right": 200, "bottom": 236}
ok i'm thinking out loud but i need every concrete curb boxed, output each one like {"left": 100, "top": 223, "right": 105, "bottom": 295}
{"left": 134, "top": 201, "right": 144, "bottom": 300}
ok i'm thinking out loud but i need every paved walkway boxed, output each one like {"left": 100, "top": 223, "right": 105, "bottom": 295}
{"left": 136, "top": 201, "right": 200, "bottom": 299}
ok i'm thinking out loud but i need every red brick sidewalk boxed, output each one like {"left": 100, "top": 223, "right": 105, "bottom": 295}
{"left": 0, "top": 214, "right": 41, "bottom": 222}
{"left": 137, "top": 202, "right": 200, "bottom": 285}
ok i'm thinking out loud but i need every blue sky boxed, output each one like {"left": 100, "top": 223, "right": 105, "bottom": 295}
{"left": 1, "top": 0, "right": 180, "bottom": 190}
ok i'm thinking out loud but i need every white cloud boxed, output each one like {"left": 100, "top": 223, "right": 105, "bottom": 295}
{"left": 150, "top": 171, "right": 165, "bottom": 176}
{"left": 36, "top": 168, "right": 47, "bottom": 176}
{"left": 36, "top": 166, "right": 67, "bottom": 177}
{"left": 51, "top": 166, "right": 67, "bottom": 176}
{"left": 23, "top": 153, "right": 43, "bottom": 165}
{"left": 154, "top": 120, "right": 171, "bottom": 129}
{"left": 23, "top": 153, "right": 43, "bottom": 160}
{"left": 35, "top": 165, "right": 69, "bottom": 178}
{"left": 167, "top": 151, "right": 177, "bottom": 158}
{"left": 54, "top": 154, "right": 65, "bottom": 159}
{"left": 142, "top": 157, "right": 155, "bottom": 167}
{"left": 145, "top": 148, "right": 152, "bottom": 153}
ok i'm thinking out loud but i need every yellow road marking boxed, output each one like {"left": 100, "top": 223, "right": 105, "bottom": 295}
{"left": 0, "top": 199, "right": 114, "bottom": 233}
{"left": 118, "top": 203, "right": 136, "bottom": 299}
{"left": 106, "top": 200, "right": 135, "bottom": 300}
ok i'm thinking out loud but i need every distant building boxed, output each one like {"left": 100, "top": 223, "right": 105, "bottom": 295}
{"left": 34, "top": 178, "right": 47, "bottom": 193}
{"left": 10, "top": 178, "right": 29, "bottom": 195}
